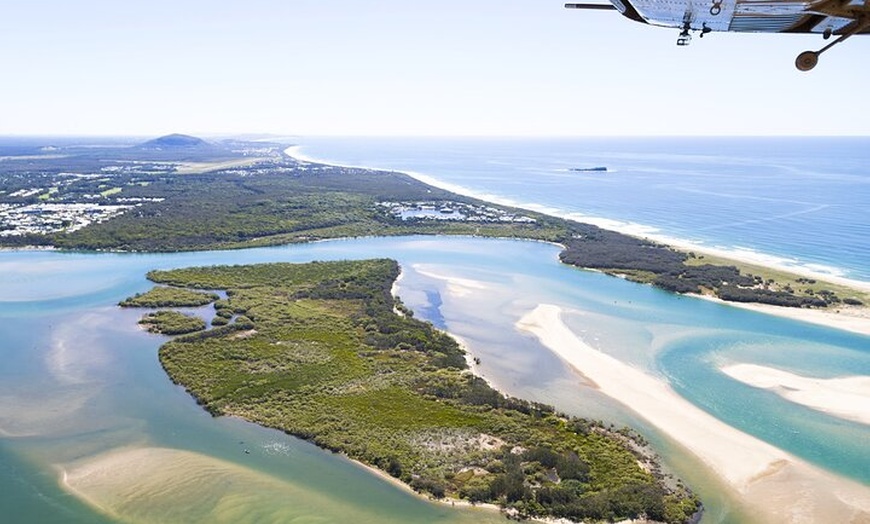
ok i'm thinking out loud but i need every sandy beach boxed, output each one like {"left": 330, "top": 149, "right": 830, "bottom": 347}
{"left": 517, "top": 304, "right": 870, "bottom": 524}
{"left": 635, "top": 238, "right": 870, "bottom": 338}
{"left": 667, "top": 240, "right": 870, "bottom": 295}
{"left": 721, "top": 363, "right": 870, "bottom": 426}
{"left": 696, "top": 294, "right": 870, "bottom": 336}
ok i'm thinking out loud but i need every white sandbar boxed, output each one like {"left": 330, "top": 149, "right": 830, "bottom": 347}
{"left": 517, "top": 304, "right": 870, "bottom": 523}
{"left": 413, "top": 265, "right": 490, "bottom": 298}
{"left": 721, "top": 363, "right": 870, "bottom": 425}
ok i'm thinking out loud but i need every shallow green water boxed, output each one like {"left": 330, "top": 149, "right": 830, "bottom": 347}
{"left": 0, "top": 237, "right": 867, "bottom": 522}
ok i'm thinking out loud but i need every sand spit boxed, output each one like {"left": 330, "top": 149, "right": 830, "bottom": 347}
{"left": 695, "top": 294, "right": 870, "bottom": 337}
{"left": 517, "top": 304, "right": 870, "bottom": 524}
{"left": 721, "top": 363, "right": 870, "bottom": 426}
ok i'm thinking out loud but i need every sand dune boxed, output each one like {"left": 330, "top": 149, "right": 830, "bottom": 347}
{"left": 722, "top": 363, "right": 870, "bottom": 425}
{"left": 517, "top": 304, "right": 870, "bottom": 524}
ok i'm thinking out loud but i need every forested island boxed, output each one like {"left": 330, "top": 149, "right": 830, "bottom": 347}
{"left": 1, "top": 135, "right": 864, "bottom": 309}
{"left": 122, "top": 260, "right": 700, "bottom": 523}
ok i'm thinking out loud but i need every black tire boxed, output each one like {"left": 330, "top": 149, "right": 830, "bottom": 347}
{"left": 795, "top": 51, "right": 819, "bottom": 71}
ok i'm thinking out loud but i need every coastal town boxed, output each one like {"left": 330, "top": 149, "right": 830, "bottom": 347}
{"left": 0, "top": 136, "right": 280, "bottom": 239}
{"left": 377, "top": 200, "right": 537, "bottom": 224}
{"left": 0, "top": 201, "right": 140, "bottom": 236}
{"left": 0, "top": 169, "right": 169, "bottom": 237}
{"left": 0, "top": 135, "right": 541, "bottom": 240}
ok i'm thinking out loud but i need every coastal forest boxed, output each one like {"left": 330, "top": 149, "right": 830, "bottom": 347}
{"left": 123, "top": 260, "right": 701, "bottom": 523}
{"left": 1, "top": 136, "right": 863, "bottom": 308}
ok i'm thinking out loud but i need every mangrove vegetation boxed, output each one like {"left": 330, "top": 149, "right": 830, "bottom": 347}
{"left": 122, "top": 260, "right": 701, "bottom": 523}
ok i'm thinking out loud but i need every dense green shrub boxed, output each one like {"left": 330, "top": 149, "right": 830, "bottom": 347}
{"left": 125, "top": 260, "right": 700, "bottom": 523}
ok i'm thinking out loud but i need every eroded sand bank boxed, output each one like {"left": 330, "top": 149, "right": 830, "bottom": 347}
{"left": 517, "top": 304, "right": 870, "bottom": 524}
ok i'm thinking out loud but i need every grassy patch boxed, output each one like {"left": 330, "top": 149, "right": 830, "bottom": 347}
{"left": 100, "top": 187, "right": 122, "bottom": 197}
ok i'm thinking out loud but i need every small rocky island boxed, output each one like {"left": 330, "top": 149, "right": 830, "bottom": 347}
{"left": 570, "top": 167, "right": 608, "bottom": 172}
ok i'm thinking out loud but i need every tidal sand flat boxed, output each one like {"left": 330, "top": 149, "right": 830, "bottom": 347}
{"left": 61, "top": 446, "right": 381, "bottom": 523}
{"left": 0, "top": 388, "right": 95, "bottom": 438}
{"left": 721, "top": 363, "right": 870, "bottom": 425}
{"left": 60, "top": 446, "right": 506, "bottom": 524}
{"left": 517, "top": 304, "right": 870, "bottom": 524}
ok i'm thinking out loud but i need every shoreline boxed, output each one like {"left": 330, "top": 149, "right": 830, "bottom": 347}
{"left": 692, "top": 293, "right": 870, "bottom": 336}
{"left": 286, "top": 145, "right": 870, "bottom": 293}
{"left": 286, "top": 145, "right": 870, "bottom": 336}
{"left": 344, "top": 452, "right": 510, "bottom": 519}
{"left": 517, "top": 303, "right": 870, "bottom": 523}
{"left": 58, "top": 443, "right": 519, "bottom": 524}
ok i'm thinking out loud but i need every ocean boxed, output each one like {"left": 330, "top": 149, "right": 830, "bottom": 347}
{"left": 292, "top": 136, "right": 870, "bottom": 282}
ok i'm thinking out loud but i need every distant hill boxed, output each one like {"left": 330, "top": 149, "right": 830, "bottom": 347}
{"left": 123, "top": 134, "right": 237, "bottom": 162}
{"left": 138, "top": 134, "right": 210, "bottom": 150}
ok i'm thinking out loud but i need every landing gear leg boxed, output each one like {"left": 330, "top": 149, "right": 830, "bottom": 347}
{"left": 677, "top": 21, "right": 692, "bottom": 46}
{"left": 795, "top": 18, "right": 870, "bottom": 71}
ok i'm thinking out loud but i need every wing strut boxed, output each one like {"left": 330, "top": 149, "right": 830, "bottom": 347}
{"left": 565, "top": 3, "right": 618, "bottom": 10}
{"left": 796, "top": 17, "right": 870, "bottom": 71}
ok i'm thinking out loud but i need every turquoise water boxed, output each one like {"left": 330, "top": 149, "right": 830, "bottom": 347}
{"left": 0, "top": 242, "right": 511, "bottom": 524}
{"left": 1, "top": 236, "right": 868, "bottom": 522}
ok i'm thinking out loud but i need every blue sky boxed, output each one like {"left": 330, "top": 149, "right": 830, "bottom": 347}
{"left": 2, "top": 0, "right": 868, "bottom": 136}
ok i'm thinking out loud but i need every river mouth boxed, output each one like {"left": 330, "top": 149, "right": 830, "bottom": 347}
{"left": 1, "top": 236, "right": 867, "bottom": 523}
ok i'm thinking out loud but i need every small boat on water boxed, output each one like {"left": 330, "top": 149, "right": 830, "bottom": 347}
{"left": 570, "top": 166, "right": 608, "bottom": 172}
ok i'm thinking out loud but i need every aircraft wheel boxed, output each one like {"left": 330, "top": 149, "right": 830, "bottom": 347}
{"left": 795, "top": 51, "right": 818, "bottom": 71}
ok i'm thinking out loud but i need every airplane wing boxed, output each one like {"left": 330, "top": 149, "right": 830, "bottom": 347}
{"left": 567, "top": 0, "right": 870, "bottom": 70}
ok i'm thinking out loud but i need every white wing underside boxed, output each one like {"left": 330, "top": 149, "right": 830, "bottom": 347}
{"left": 629, "top": 0, "right": 868, "bottom": 33}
